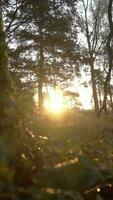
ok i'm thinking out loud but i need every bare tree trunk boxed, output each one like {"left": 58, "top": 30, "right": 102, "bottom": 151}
{"left": 109, "top": 83, "right": 113, "bottom": 112}
{"left": 90, "top": 62, "right": 99, "bottom": 113}
{"left": 98, "top": 0, "right": 113, "bottom": 117}
{"left": 81, "top": 0, "right": 99, "bottom": 113}
{"left": 98, "top": 86, "right": 102, "bottom": 108}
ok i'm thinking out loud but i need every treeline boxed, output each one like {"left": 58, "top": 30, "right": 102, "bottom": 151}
{"left": 1, "top": 0, "right": 113, "bottom": 115}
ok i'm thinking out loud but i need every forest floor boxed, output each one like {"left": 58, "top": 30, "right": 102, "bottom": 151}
{"left": 22, "top": 110, "right": 113, "bottom": 199}
{"left": 3, "top": 110, "right": 113, "bottom": 200}
{"left": 36, "top": 110, "right": 113, "bottom": 169}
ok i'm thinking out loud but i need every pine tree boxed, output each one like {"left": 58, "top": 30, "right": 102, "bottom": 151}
{"left": 7, "top": 0, "right": 78, "bottom": 113}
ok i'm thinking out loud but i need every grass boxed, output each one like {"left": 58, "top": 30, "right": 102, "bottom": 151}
{"left": 35, "top": 110, "right": 113, "bottom": 169}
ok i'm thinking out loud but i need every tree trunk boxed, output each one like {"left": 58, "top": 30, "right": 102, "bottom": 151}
{"left": 109, "top": 84, "right": 113, "bottom": 112}
{"left": 0, "top": 0, "right": 15, "bottom": 128}
{"left": 98, "top": 0, "right": 113, "bottom": 117}
{"left": 82, "top": 0, "right": 99, "bottom": 114}
{"left": 0, "top": 0, "right": 18, "bottom": 164}
{"left": 90, "top": 60, "right": 99, "bottom": 113}
{"left": 38, "top": 25, "right": 44, "bottom": 114}
{"left": 98, "top": 86, "right": 102, "bottom": 108}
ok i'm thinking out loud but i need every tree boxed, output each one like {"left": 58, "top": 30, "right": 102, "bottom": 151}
{"left": 0, "top": 0, "right": 20, "bottom": 191}
{"left": 0, "top": 0, "right": 15, "bottom": 143}
{"left": 6, "top": 0, "right": 78, "bottom": 113}
{"left": 98, "top": 0, "right": 113, "bottom": 116}
{"left": 75, "top": 0, "right": 107, "bottom": 113}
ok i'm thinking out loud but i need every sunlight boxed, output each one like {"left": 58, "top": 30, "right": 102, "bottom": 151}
{"left": 79, "top": 87, "right": 92, "bottom": 109}
{"left": 34, "top": 86, "right": 92, "bottom": 113}
{"left": 44, "top": 88, "right": 65, "bottom": 114}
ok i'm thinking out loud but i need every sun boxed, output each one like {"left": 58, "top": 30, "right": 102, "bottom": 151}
{"left": 44, "top": 88, "right": 65, "bottom": 114}
{"left": 34, "top": 85, "right": 92, "bottom": 113}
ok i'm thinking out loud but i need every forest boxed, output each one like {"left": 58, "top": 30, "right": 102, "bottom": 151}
{"left": 1, "top": 0, "right": 113, "bottom": 199}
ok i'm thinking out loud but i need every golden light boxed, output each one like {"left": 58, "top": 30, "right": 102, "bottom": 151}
{"left": 44, "top": 88, "right": 65, "bottom": 114}
{"left": 97, "top": 188, "right": 100, "bottom": 192}
{"left": 34, "top": 85, "right": 92, "bottom": 113}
